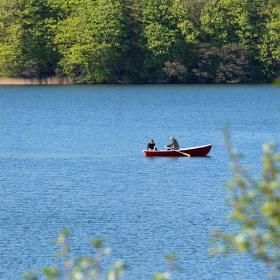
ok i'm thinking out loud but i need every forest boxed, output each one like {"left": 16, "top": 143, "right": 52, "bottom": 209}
{"left": 0, "top": 0, "right": 279, "bottom": 84}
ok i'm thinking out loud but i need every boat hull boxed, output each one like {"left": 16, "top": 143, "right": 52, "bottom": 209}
{"left": 143, "top": 144, "right": 212, "bottom": 157}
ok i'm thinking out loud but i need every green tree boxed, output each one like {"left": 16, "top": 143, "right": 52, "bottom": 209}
{"left": 47, "top": 0, "right": 82, "bottom": 19}
{"left": 259, "top": 3, "right": 280, "bottom": 80}
{"left": 0, "top": 0, "right": 24, "bottom": 77}
{"left": 212, "top": 133, "right": 280, "bottom": 274}
{"left": 200, "top": 0, "right": 272, "bottom": 81}
{"left": 142, "top": 0, "right": 197, "bottom": 82}
{"left": 55, "top": 0, "right": 129, "bottom": 83}
{"left": 0, "top": 0, "right": 278, "bottom": 83}
{"left": 200, "top": 0, "right": 272, "bottom": 46}
{"left": 54, "top": 1, "right": 97, "bottom": 82}
{"left": 15, "top": 0, "right": 61, "bottom": 77}
{"left": 121, "top": 0, "right": 144, "bottom": 82}
{"left": 184, "top": 0, "right": 208, "bottom": 28}
{"left": 201, "top": 0, "right": 279, "bottom": 81}
{"left": 200, "top": 0, "right": 239, "bottom": 44}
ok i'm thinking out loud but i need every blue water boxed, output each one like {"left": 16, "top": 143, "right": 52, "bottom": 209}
{"left": 0, "top": 85, "right": 279, "bottom": 280}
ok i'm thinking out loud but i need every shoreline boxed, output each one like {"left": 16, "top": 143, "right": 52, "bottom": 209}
{"left": 0, "top": 77, "right": 72, "bottom": 85}
{"left": 0, "top": 77, "right": 277, "bottom": 86}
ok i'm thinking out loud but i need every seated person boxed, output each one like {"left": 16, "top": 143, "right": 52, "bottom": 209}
{"left": 147, "top": 139, "right": 157, "bottom": 151}
{"left": 166, "top": 137, "right": 179, "bottom": 150}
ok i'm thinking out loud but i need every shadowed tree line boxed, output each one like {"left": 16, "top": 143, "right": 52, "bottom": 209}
{"left": 0, "top": 0, "right": 279, "bottom": 83}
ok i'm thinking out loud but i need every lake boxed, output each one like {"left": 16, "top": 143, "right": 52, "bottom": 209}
{"left": 0, "top": 85, "right": 279, "bottom": 280}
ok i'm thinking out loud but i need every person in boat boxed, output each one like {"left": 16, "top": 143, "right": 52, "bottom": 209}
{"left": 166, "top": 137, "right": 179, "bottom": 150}
{"left": 147, "top": 139, "right": 157, "bottom": 151}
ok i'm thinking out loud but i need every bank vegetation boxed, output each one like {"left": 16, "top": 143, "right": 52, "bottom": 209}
{"left": 0, "top": 0, "right": 279, "bottom": 84}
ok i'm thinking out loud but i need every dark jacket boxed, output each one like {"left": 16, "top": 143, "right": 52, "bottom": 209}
{"left": 147, "top": 142, "right": 157, "bottom": 150}
{"left": 166, "top": 139, "right": 179, "bottom": 150}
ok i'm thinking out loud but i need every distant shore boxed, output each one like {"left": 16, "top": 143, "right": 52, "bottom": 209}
{"left": 0, "top": 77, "right": 278, "bottom": 86}
{"left": 0, "top": 77, "right": 72, "bottom": 85}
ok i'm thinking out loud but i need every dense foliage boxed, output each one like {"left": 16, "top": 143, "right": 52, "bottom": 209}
{"left": 0, "top": 0, "right": 279, "bottom": 83}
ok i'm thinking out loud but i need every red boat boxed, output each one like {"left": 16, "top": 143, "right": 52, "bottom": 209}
{"left": 143, "top": 144, "right": 212, "bottom": 157}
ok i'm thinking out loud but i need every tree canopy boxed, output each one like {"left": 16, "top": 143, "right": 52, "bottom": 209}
{"left": 0, "top": 0, "right": 279, "bottom": 83}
